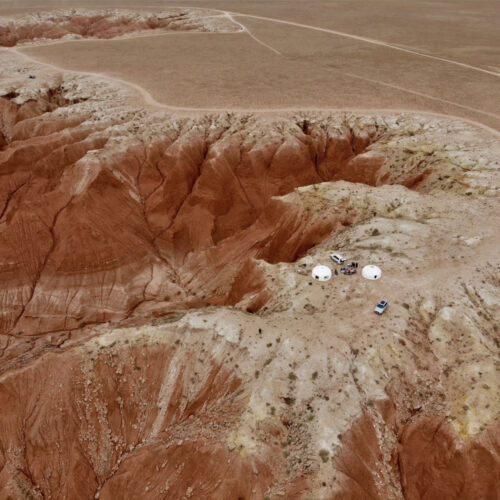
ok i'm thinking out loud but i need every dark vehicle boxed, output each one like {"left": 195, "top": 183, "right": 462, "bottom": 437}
{"left": 341, "top": 267, "right": 356, "bottom": 275}
{"left": 374, "top": 300, "right": 389, "bottom": 314}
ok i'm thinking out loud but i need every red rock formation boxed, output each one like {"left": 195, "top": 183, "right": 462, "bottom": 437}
{"left": 331, "top": 401, "right": 500, "bottom": 500}
{"left": 0, "top": 9, "right": 233, "bottom": 47}
{"left": 0, "top": 339, "right": 279, "bottom": 499}
{"left": 332, "top": 400, "right": 400, "bottom": 500}
{"left": 399, "top": 417, "right": 500, "bottom": 500}
{"left": 0, "top": 15, "right": 497, "bottom": 500}
{"left": 1, "top": 92, "right": 393, "bottom": 337}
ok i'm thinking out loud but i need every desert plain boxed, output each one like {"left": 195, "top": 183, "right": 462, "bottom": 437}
{"left": 0, "top": 1, "right": 499, "bottom": 499}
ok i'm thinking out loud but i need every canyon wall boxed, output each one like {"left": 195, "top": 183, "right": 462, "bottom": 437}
{"left": 0, "top": 87, "right": 406, "bottom": 338}
{"left": 0, "top": 8, "right": 238, "bottom": 47}
{"left": 0, "top": 69, "right": 498, "bottom": 499}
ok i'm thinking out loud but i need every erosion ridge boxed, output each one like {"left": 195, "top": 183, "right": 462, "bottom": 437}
{"left": 1, "top": 264, "right": 498, "bottom": 499}
{"left": 0, "top": 75, "right": 454, "bottom": 339}
{"left": 0, "top": 48, "right": 499, "bottom": 500}
{"left": 0, "top": 8, "right": 239, "bottom": 47}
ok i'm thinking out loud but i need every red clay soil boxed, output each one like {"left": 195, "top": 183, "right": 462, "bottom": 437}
{"left": 2, "top": 336, "right": 496, "bottom": 499}
{"left": 332, "top": 399, "right": 500, "bottom": 500}
{"left": 0, "top": 91, "right": 408, "bottom": 338}
{"left": 0, "top": 9, "right": 224, "bottom": 47}
{"left": 0, "top": 340, "right": 279, "bottom": 499}
{"left": 0, "top": 84, "right": 498, "bottom": 500}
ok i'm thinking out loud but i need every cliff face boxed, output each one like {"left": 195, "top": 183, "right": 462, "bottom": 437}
{"left": 0, "top": 85, "right": 397, "bottom": 338}
{"left": 0, "top": 69, "right": 499, "bottom": 499}
{"left": 0, "top": 332, "right": 277, "bottom": 499}
{"left": 0, "top": 8, "right": 239, "bottom": 47}
{"left": 332, "top": 400, "right": 500, "bottom": 500}
{"left": 1, "top": 314, "right": 498, "bottom": 500}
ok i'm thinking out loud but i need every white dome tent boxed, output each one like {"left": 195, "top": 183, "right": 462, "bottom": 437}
{"left": 362, "top": 265, "right": 382, "bottom": 280}
{"left": 312, "top": 265, "right": 332, "bottom": 281}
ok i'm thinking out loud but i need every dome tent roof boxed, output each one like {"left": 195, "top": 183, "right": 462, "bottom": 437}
{"left": 362, "top": 265, "right": 382, "bottom": 280}
{"left": 312, "top": 265, "right": 332, "bottom": 281}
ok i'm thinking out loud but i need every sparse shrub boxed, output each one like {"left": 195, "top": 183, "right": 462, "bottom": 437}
{"left": 371, "top": 228, "right": 380, "bottom": 236}
{"left": 311, "top": 371, "right": 318, "bottom": 380}
{"left": 319, "top": 449, "right": 330, "bottom": 463}
{"left": 288, "top": 372, "right": 297, "bottom": 381}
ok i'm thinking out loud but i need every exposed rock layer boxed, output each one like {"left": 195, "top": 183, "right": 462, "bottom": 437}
{"left": 0, "top": 67, "right": 498, "bottom": 500}
{"left": 1, "top": 312, "right": 498, "bottom": 500}
{"left": 332, "top": 400, "right": 500, "bottom": 500}
{"left": 0, "top": 332, "right": 277, "bottom": 499}
{"left": 1, "top": 81, "right": 434, "bottom": 338}
{"left": 0, "top": 8, "right": 238, "bottom": 47}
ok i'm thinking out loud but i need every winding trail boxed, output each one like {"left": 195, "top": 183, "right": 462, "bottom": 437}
{"left": 223, "top": 11, "right": 281, "bottom": 55}
{"left": 0, "top": 6, "right": 499, "bottom": 137}
{"left": 338, "top": 70, "right": 500, "bottom": 120}
{"left": 7, "top": 45, "right": 499, "bottom": 135}
{"left": 229, "top": 11, "right": 500, "bottom": 78}
{"left": 140, "top": 4, "right": 500, "bottom": 78}
{"left": 1, "top": 4, "right": 498, "bottom": 77}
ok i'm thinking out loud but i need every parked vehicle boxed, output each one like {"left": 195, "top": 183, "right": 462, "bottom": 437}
{"left": 374, "top": 300, "right": 389, "bottom": 314}
{"left": 340, "top": 267, "right": 356, "bottom": 275}
{"left": 330, "top": 253, "right": 346, "bottom": 264}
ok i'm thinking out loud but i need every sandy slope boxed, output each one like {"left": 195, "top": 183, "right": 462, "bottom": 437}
{"left": 0, "top": 4, "right": 499, "bottom": 500}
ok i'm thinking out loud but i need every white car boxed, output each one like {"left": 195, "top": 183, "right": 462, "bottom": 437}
{"left": 330, "top": 253, "right": 346, "bottom": 264}
{"left": 374, "top": 300, "right": 389, "bottom": 314}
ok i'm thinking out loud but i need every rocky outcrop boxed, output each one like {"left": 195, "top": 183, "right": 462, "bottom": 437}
{"left": 0, "top": 67, "right": 498, "bottom": 499}
{"left": 1, "top": 79, "right": 491, "bottom": 338}
{"left": 0, "top": 8, "right": 239, "bottom": 47}
{"left": 399, "top": 417, "right": 500, "bottom": 500}
{"left": 1, "top": 83, "right": 411, "bottom": 338}
{"left": 332, "top": 400, "right": 500, "bottom": 500}
{"left": 0, "top": 331, "right": 278, "bottom": 499}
